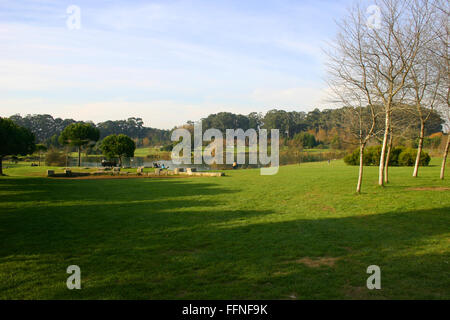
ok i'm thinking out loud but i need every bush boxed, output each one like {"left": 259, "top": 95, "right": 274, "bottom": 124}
{"left": 398, "top": 148, "right": 430, "bottom": 166}
{"left": 344, "top": 145, "right": 382, "bottom": 166}
{"left": 388, "top": 146, "right": 405, "bottom": 166}
{"left": 344, "top": 149, "right": 359, "bottom": 165}
{"left": 45, "top": 150, "right": 66, "bottom": 166}
{"left": 344, "top": 145, "right": 430, "bottom": 167}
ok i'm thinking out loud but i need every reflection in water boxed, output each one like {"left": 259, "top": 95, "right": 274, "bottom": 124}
{"left": 68, "top": 157, "right": 211, "bottom": 171}
{"left": 68, "top": 151, "right": 340, "bottom": 169}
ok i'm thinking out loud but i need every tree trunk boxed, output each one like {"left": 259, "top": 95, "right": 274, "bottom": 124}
{"left": 441, "top": 134, "right": 450, "bottom": 180}
{"left": 38, "top": 151, "right": 41, "bottom": 166}
{"left": 413, "top": 122, "right": 425, "bottom": 177}
{"left": 119, "top": 156, "right": 122, "bottom": 167}
{"left": 384, "top": 132, "right": 393, "bottom": 184}
{"left": 0, "top": 157, "right": 3, "bottom": 176}
{"left": 356, "top": 144, "right": 365, "bottom": 193}
{"left": 378, "top": 111, "right": 390, "bottom": 186}
{"left": 78, "top": 146, "right": 81, "bottom": 167}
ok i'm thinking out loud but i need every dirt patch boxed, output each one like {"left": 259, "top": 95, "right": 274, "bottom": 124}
{"left": 294, "top": 256, "right": 340, "bottom": 268}
{"left": 273, "top": 271, "right": 291, "bottom": 276}
{"left": 177, "top": 291, "right": 190, "bottom": 298}
{"left": 407, "top": 187, "right": 450, "bottom": 191}
{"left": 321, "top": 205, "right": 336, "bottom": 212}
{"left": 344, "top": 285, "right": 369, "bottom": 299}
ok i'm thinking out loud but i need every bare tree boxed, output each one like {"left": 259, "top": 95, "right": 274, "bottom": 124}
{"left": 330, "top": 0, "right": 440, "bottom": 186}
{"left": 403, "top": 1, "right": 443, "bottom": 177}
{"left": 370, "top": 102, "right": 416, "bottom": 183}
{"left": 384, "top": 103, "right": 421, "bottom": 182}
{"left": 325, "top": 3, "right": 380, "bottom": 193}
{"left": 434, "top": 0, "right": 450, "bottom": 179}
{"left": 440, "top": 107, "right": 450, "bottom": 179}
{"left": 348, "top": 105, "right": 379, "bottom": 193}
{"left": 353, "top": 0, "right": 439, "bottom": 186}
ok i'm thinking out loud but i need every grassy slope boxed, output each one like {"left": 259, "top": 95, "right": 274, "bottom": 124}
{"left": 0, "top": 160, "right": 449, "bottom": 299}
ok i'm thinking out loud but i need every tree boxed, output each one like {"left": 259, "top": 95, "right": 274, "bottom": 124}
{"left": 327, "top": 0, "right": 438, "bottom": 187}
{"left": 325, "top": 2, "right": 381, "bottom": 193}
{"left": 10, "top": 114, "right": 77, "bottom": 143}
{"left": 434, "top": 0, "right": 449, "bottom": 180}
{"left": 293, "top": 132, "right": 317, "bottom": 148}
{"left": 247, "top": 112, "right": 263, "bottom": 130}
{"left": 100, "top": 134, "right": 136, "bottom": 167}
{"left": 59, "top": 123, "right": 100, "bottom": 167}
{"left": 380, "top": 104, "right": 417, "bottom": 183}
{"left": 263, "top": 110, "right": 294, "bottom": 138}
{"left": 372, "top": 0, "right": 436, "bottom": 186}
{"left": 405, "top": 1, "right": 442, "bottom": 177}
{"left": 440, "top": 109, "right": 450, "bottom": 180}
{"left": 35, "top": 144, "right": 48, "bottom": 166}
{"left": 343, "top": 106, "right": 378, "bottom": 193}
{"left": 0, "top": 118, "right": 36, "bottom": 175}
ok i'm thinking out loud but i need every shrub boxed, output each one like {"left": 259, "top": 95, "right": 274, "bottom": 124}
{"left": 344, "top": 145, "right": 430, "bottom": 167}
{"left": 365, "top": 145, "right": 382, "bottom": 165}
{"left": 388, "top": 146, "right": 405, "bottom": 166}
{"left": 344, "top": 149, "right": 359, "bottom": 165}
{"left": 45, "top": 150, "right": 66, "bottom": 166}
{"left": 344, "top": 145, "right": 381, "bottom": 166}
{"left": 398, "top": 148, "right": 430, "bottom": 166}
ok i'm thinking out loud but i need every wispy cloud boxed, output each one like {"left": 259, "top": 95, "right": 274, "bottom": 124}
{"left": 0, "top": 0, "right": 353, "bottom": 128}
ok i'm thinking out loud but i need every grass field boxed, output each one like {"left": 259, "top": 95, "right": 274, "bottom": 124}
{"left": 0, "top": 159, "right": 449, "bottom": 299}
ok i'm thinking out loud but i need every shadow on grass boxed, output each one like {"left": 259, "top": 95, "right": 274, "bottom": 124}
{"left": 0, "top": 176, "right": 232, "bottom": 203}
{"left": 0, "top": 176, "right": 449, "bottom": 299}
{"left": 39, "top": 206, "right": 449, "bottom": 300}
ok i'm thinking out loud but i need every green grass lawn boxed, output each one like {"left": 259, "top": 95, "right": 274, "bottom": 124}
{"left": 0, "top": 160, "right": 449, "bottom": 299}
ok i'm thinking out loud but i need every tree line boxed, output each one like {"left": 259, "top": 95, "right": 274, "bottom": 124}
{"left": 0, "top": 118, "right": 137, "bottom": 170}
{"left": 9, "top": 105, "right": 444, "bottom": 151}
{"left": 4, "top": 101, "right": 447, "bottom": 168}
{"left": 9, "top": 114, "right": 172, "bottom": 148}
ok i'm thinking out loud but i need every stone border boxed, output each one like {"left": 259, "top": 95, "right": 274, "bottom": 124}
{"left": 47, "top": 168, "right": 224, "bottom": 178}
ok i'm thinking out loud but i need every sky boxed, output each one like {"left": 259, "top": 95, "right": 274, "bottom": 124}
{"left": 0, "top": 0, "right": 358, "bottom": 129}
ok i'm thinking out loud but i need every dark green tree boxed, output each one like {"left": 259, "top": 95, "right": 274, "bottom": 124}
{"left": 0, "top": 118, "right": 36, "bottom": 175}
{"left": 293, "top": 132, "right": 317, "bottom": 148}
{"left": 35, "top": 144, "right": 48, "bottom": 166}
{"left": 100, "top": 134, "right": 136, "bottom": 167}
{"left": 59, "top": 123, "right": 100, "bottom": 167}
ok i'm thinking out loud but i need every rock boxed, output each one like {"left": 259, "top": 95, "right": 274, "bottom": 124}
{"left": 186, "top": 168, "right": 197, "bottom": 174}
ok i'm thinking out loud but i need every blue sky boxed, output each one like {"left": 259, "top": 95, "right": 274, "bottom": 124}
{"left": 1, "top": 0, "right": 357, "bottom": 129}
